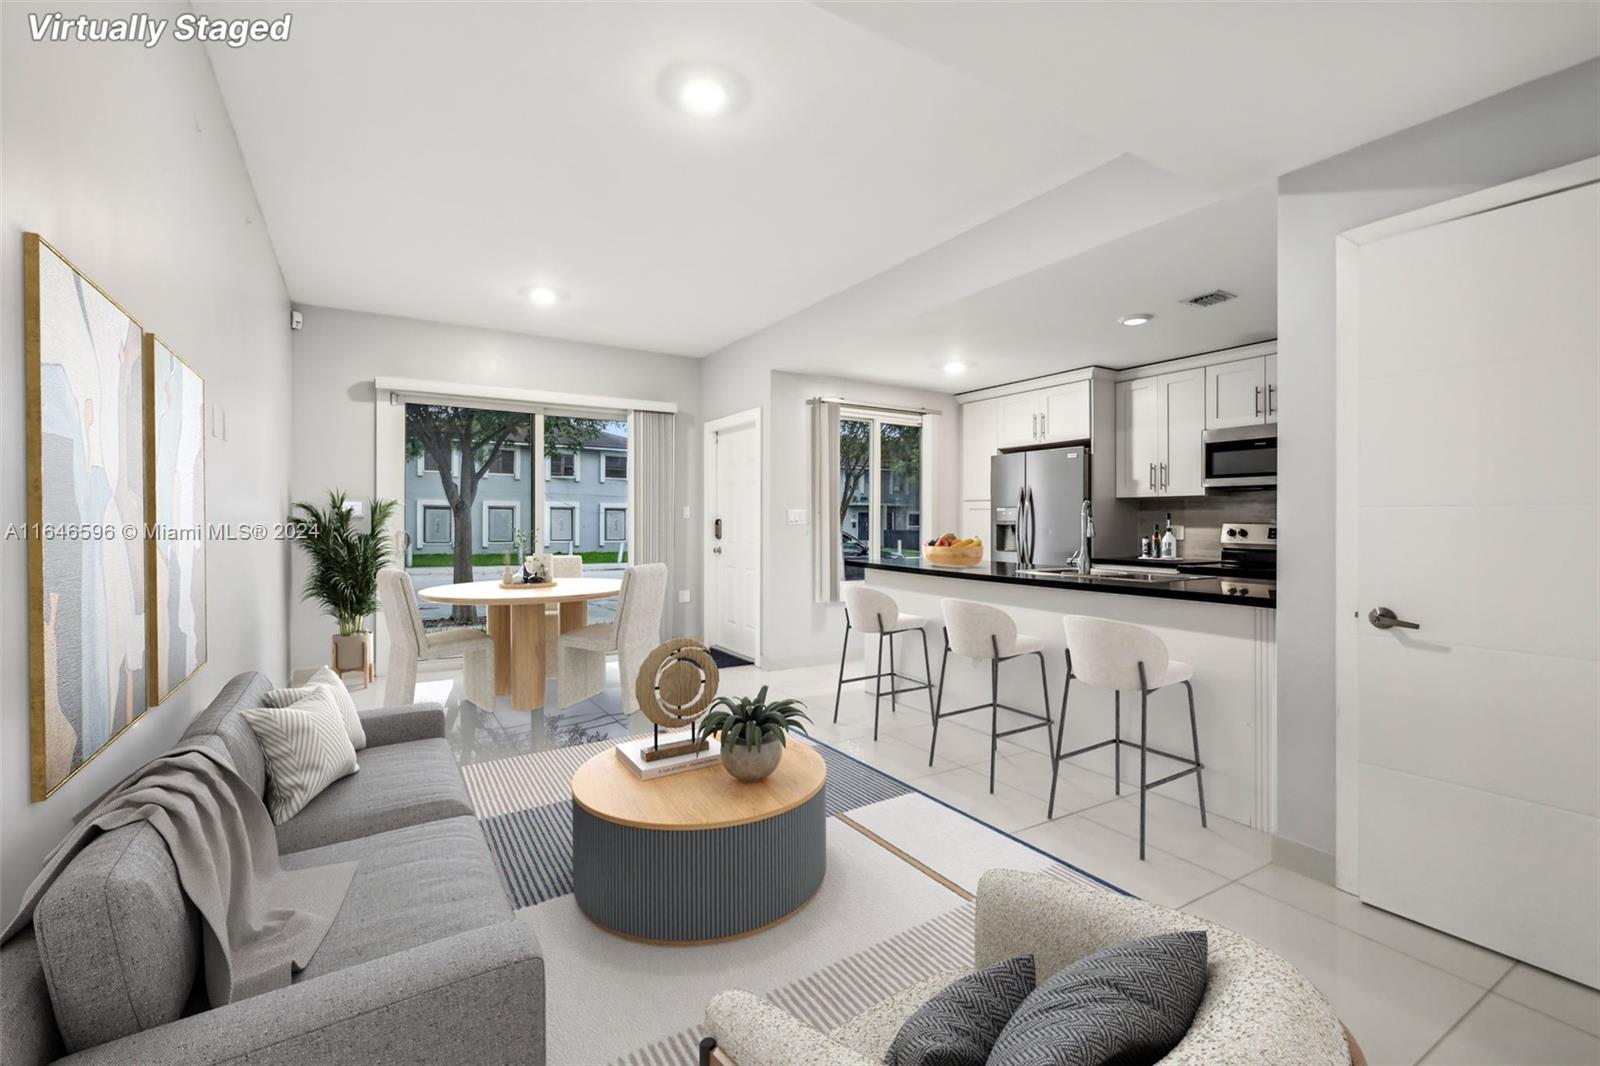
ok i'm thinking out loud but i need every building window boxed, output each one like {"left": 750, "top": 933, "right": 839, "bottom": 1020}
{"left": 420, "top": 503, "right": 453, "bottom": 547}
{"left": 483, "top": 503, "right": 518, "bottom": 545}
{"left": 420, "top": 451, "right": 448, "bottom": 474}
{"left": 484, "top": 446, "right": 516, "bottom": 476}
{"left": 601, "top": 505, "right": 628, "bottom": 544}
{"left": 547, "top": 505, "right": 577, "bottom": 546}
{"left": 603, "top": 453, "right": 627, "bottom": 481}
{"left": 838, "top": 413, "right": 923, "bottom": 578}
{"left": 548, "top": 452, "right": 577, "bottom": 479}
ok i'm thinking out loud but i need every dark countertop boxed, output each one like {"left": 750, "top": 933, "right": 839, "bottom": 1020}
{"left": 860, "top": 556, "right": 1276, "bottom": 608}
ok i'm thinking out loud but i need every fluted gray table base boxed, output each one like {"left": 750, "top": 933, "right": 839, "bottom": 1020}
{"left": 571, "top": 789, "right": 827, "bottom": 943}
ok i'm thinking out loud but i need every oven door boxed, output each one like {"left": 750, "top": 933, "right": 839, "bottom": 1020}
{"left": 1203, "top": 424, "right": 1277, "bottom": 489}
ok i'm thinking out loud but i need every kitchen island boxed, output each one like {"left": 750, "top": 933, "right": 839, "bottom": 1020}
{"left": 858, "top": 557, "right": 1275, "bottom": 830}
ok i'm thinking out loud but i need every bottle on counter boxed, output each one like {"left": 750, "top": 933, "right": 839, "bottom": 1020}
{"left": 1150, "top": 524, "right": 1162, "bottom": 559}
{"left": 1140, "top": 532, "right": 1151, "bottom": 558}
{"left": 1161, "top": 513, "right": 1177, "bottom": 559}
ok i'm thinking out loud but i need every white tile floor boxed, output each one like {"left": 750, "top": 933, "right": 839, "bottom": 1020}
{"left": 360, "top": 657, "right": 1600, "bottom": 1066}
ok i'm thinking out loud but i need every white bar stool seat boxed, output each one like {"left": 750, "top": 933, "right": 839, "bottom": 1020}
{"left": 1050, "top": 615, "right": 1207, "bottom": 860}
{"left": 834, "top": 585, "right": 933, "bottom": 740}
{"left": 930, "top": 599, "right": 1054, "bottom": 794}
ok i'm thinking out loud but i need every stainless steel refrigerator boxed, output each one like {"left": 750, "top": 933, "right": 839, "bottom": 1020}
{"left": 990, "top": 445, "right": 1090, "bottom": 566}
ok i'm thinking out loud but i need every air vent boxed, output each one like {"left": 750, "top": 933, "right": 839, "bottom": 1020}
{"left": 1184, "top": 289, "right": 1237, "bottom": 308}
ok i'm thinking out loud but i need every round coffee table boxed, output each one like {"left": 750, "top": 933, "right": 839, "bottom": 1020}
{"left": 570, "top": 741, "right": 827, "bottom": 944}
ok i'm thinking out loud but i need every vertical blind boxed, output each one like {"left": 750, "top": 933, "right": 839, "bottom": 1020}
{"left": 630, "top": 410, "right": 676, "bottom": 573}
{"left": 810, "top": 400, "right": 842, "bottom": 604}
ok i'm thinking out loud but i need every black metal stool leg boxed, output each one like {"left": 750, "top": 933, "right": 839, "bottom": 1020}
{"left": 1113, "top": 691, "right": 1121, "bottom": 796}
{"left": 1138, "top": 663, "right": 1149, "bottom": 861}
{"left": 918, "top": 628, "right": 935, "bottom": 718}
{"left": 833, "top": 615, "right": 852, "bottom": 724}
{"left": 1186, "top": 680, "right": 1207, "bottom": 827}
{"left": 888, "top": 630, "right": 898, "bottom": 715}
{"left": 1048, "top": 659, "right": 1071, "bottom": 819}
{"left": 928, "top": 636, "right": 949, "bottom": 766}
{"left": 873, "top": 632, "right": 885, "bottom": 741}
{"left": 989, "top": 655, "right": 1000, "bottom": 794}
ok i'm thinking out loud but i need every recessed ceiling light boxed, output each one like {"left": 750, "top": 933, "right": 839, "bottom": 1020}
{"left": 1119, "top": 314, "right": 1154, "bottom": 327}
{"left": 527, "top": 286, "right": 562, "bottom": 308}
{"left": 942, "top": 359, "right": 968, "bottom": 376}
{"left": 660, "top": 63, "right": 744, "bottom": 117}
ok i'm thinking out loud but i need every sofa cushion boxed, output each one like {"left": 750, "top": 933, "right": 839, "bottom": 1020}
{"left": 241, "top": 689, "right": 361, "bottom": 824}
{"left": 885, "top": 955, "right": 1035, "bottom": 1066}
{"left": 274, "top": 737, "right": 474, "bottom": 854}
{"left": 989, "top": 931, "right": 1208, "bottom": 1066}
{"left": 281, "top": 816, "right": 511, "bottom": 981}
{"left": 182, "top": 671, "right": 274, "bottom": 796}
{"left": 265, "top": 665, "right": 367, "bottom": 750}
{"left": 31, "top": 823, "right": 200, "bottom": 1053}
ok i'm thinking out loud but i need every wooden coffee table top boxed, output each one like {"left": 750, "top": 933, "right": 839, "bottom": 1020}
{"left": 571, "top": 740, "right": 826, "bottom": 831}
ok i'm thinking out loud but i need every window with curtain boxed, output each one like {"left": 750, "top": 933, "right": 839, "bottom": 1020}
{"left": 838, "top": 410, "right": 923, "bottom": 581}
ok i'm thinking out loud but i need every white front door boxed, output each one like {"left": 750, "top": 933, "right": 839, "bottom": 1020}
{"left": 710, "top": 418, "right": 760, "bottom": 660}
{"left": 1345, "top": 179, "right": 1599, "bottom": 985}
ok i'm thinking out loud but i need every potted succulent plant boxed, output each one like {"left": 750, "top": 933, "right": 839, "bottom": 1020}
{"left": 696, "top": 685, "right": 811, "bottom": 782}
{"left": 288, "top": 490, "right": 397, "bottom": 681}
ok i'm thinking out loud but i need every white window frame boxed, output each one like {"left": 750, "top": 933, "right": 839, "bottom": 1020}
{"left": 598, "top": 502, "right": 629, "bottom": 545}
{"left": 482, "top": 443, "right": 520, "bottom": 479}
{"left": 479, "top": 499, "right": 521, "bottom": 548}
{"left": 544, "top": 501, "right": 580, "bottom": 549}
{"left": 839, "top": 408, "right": 926, "bottom": 564}
{"left": 546, "top": 450, "right": 578, "bottom": 481}
{"left": 416, "top": 450, "right": 454, "bottom": 476}
{"left": 599, "top": 449, "right": 628, "bottom": 483}
{"left": 415, "top": 498, "right": 454, "bottom": 548}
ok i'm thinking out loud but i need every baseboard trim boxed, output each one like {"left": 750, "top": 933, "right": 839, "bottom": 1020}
{"left": 1271, "top": 834, "right": 1336, "bottom": 885}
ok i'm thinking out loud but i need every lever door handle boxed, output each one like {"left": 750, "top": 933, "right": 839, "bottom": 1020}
{"left": 1368, "top": 607, "right": 1420, "bottom": 631}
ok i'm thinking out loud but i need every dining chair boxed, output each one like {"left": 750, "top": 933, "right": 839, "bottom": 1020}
{"left": 557, "top": 563, "right": 668, "bottom": 711}
{"left": 543, "top": 553, "right": 585, "bottom": 677}
{"left": 377, "top": 567, "right": 496, "bottom": 709}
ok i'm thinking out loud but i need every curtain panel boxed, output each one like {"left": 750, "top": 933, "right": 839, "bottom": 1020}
{"left": 630, "top": 410, "right": 676, "bottom": 573}
{"left": 810, "top": 400, "right": 842, "bottom": 604}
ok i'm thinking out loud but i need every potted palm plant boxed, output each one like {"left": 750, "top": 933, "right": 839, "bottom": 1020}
{"left": 288, "top": 490, "right": 398, "bottom": 682}
{"left": 696, "top": 685, "right": 811, "bottom": 782}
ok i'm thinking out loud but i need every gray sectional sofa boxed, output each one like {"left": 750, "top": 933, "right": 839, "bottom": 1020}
{"left": 1, "top": 671, "right": 545, "bottom": 1065}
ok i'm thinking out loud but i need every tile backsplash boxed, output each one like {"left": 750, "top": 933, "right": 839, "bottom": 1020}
{"left": 1131, "top": 493, "right": 1276, "bottom": 560}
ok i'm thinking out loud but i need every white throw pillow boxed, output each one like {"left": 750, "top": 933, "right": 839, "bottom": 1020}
{"left": 262, "top": 667, "right": 366, "bottom": 750}
{"left": 241, "top": 688, "right": 359, "bottom": 824}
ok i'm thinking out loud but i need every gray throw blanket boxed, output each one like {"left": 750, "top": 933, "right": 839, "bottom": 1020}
{"left": 2, "top": 739, "right": 355, "bottom": 1005}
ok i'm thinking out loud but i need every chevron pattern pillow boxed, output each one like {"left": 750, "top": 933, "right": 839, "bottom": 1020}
{"left": 885, "top": 955, "right": 1035, "bottom": 1066}
{"left": 241, "top": 688, "right": 360, "bottom": 823}
{"left": 988, "top": 930, "right": 1208, "bottom": 1066}
{"left": 263, "top": 664, "right": 366, "bottom": 750}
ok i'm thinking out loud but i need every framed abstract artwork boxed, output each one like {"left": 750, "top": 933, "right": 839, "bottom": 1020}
{"left": 24, "top": 234, "right": 150, "bottom": 800}
{"left": 145, "top": 334, "right": 207, "bottom": 704}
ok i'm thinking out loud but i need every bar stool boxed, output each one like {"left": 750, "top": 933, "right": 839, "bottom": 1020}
{"left": 1050, "top": 615, "right": 1206, "bottom": 860}
{"left": 931, "top": 599, "right": 1054, "bottom": 793}
{"left": 834, "top": 585, "right": 934, "bottom": 741}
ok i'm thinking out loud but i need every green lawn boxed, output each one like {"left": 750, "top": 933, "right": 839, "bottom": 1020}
{"left": 410, "top": 550, "right": 625, "bottom": 568}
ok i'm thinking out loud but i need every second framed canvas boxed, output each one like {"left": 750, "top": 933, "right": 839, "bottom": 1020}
{"left": 146, "top": 335, "right": 207, "bottom": 703}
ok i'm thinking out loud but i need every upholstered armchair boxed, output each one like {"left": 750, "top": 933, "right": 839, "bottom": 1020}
{"left": 704, "top": 868, "right": 1365, "bottom": 1066}
{"left": 377, "top": 567, "right": 496, "bottom": 710}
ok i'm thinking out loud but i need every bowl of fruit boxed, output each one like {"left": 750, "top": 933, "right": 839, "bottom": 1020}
{"left": 923, "top": 532, "right": 984, "bottom": 567}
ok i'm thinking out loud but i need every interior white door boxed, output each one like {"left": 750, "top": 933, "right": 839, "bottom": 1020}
{"left": 1351, "top": 181, "right": 1599, "bottom": 986}
{"left": 711, "top": 420, "right": 760, "bottom": 660}
{"left": 1115, "top": 378, "right": 1160, "bottom": 498}
{"left": 1157, "top": 368, "right": 1206, "bottom": 496}
{"left": 1206, "top": 357, "right": 1266, "bottom": 429}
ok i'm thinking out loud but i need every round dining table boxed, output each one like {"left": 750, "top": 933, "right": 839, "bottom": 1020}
{"left": 417, "top": 578, "right": 622, "bottom": 710}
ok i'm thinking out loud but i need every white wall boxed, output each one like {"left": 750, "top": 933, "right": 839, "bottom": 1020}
{"left": 287, "top": 306, "right": 703, "bottom": 672}
{"left": 1, "top": 6, "right": 294, "bottom": 914}
{"left": 1275, "top": 58, "right": 1600, "bottom": 863}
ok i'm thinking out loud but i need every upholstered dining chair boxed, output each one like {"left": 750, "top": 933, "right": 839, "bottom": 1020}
{"left": 543, "top": 553, "right": 585, "bottom": 678}
{"left": 557, "top": 563, "right": 668, "bottom": 711}
{"left": 377, "top": 567, "right": 496, "bottom": 710}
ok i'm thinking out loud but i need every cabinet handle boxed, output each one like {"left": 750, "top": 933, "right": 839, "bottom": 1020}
{"left": 1161, "top": 462, "right": 1168, "bottom": 490}
{"left": 1268, "top": 384, "right": 1276, "bottom": 417}
{"left": 1149, "top": 462, "right": 1156, "bottom": 493}
{"left": 1255, "top": 385, "right": 1262, "bottom": 417}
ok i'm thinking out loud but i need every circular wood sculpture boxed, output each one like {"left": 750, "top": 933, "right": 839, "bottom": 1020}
{"left": 636, "top": 637, "right": 721, "bottom": 728}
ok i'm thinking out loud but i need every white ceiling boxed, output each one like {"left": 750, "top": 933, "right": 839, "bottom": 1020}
{"left": 820, "top": 186, "right": 1278, "bottom": 389}
{"left": 203, "top": 2, "right": 1599, "bottom": 376}
{"left": 201, "top": 2, "right": 1114, "bottom": 355}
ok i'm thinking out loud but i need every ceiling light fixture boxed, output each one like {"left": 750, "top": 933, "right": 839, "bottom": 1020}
{"left": 527, "top": 286, "right": 562, "bottom": 308}
{"left": 660, "top": 63, "right": 744, "bottom": 118}
{"left": 1119, "top": 313, "right": 1154, "bottom": 327}
{"left": 942, "top": 359, "right": 968, "bottom": 376}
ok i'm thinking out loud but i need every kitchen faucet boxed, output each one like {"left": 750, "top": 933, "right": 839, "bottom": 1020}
{"left": 1072, "top": 499, "right": 1094, "bottom": 574}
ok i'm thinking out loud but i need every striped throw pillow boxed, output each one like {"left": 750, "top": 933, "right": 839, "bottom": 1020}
{"left": 241, "top": 688, "right": 359, "bottom": 823}
{"left": 264, "top": 666, "right": 366, "bottom": 750}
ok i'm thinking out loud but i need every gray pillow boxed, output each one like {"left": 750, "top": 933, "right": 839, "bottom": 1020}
{"left": 988, "top": 931, "right": 1207, "bottom": 1066}
{"left": 885, "top": 955, "right": 1035, "bottom": 1066}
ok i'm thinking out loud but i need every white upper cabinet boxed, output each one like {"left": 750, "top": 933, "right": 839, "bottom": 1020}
{"left": 1116, "top": 378, "right": 1161, "bottom": 498}
{"left": 996, "top": 393, "right": 1045, "bottom": 449}
{"left": 1117, "top": 368, "right": 1205, "bottom": 498}
{"left": 1158, "top": 368, "right": 1206, "bottom": 496}
{"left": 1040, "top": 380, "right": 1091, "bottom": 443}
{"left": 1205, "top": 356, "right": 1268, "bottom": 429}
{"left": 961, "top": 398, "right": 999, "bottom": 502}
{"left": 1263, "top": 353, "right": 1279, "bottom": 420}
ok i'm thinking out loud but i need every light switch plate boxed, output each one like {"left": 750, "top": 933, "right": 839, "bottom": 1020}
{"left": 787, "top": 509, "right": 808, "bottom": 526}
{"left": 678, "top": 589, "right": 691, "bottom": 604}
{"left": 343, "top": 499, "right": 365, "bottom": 518}
{"left": 682, "top": 505, "right": 691, "bottom": 520}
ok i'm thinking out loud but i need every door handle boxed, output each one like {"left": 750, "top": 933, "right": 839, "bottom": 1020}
{"left": 714, "top": 517, "right": 723, "bottom": 540}
{"left": 1368, "top": 607, "right": 1420, "bottom": 631}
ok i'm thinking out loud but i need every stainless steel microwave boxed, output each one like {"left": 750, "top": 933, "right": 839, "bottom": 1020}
{"left": 1202, "top": 423, "right": 1276, "bottom": 490}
